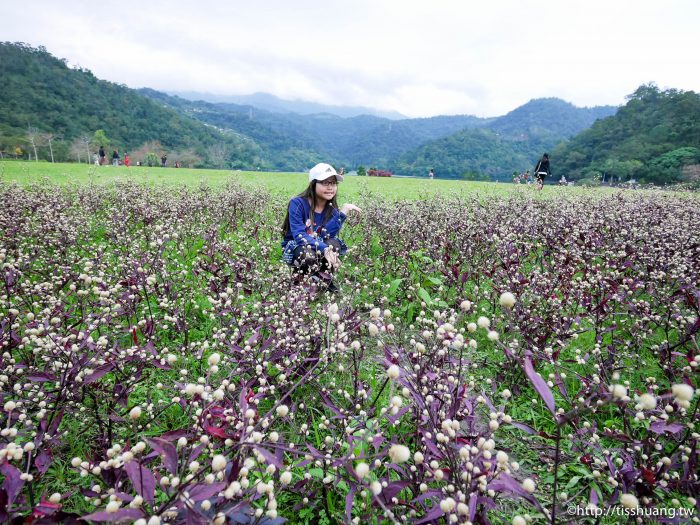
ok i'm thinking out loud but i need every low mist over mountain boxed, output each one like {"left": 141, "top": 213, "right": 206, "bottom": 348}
{"left": 169, "top": 91, "right": 407, "bottom": 120}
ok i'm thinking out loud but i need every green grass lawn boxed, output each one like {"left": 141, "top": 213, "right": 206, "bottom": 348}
{"left": 0, "top": 160, "right": 622, "bottom": 200}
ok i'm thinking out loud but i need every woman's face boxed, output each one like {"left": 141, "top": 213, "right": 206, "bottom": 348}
{"left": 315, "top": 177, "right": 338, "bottom": 201}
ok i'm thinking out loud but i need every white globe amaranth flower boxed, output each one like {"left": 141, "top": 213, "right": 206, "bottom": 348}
{"left": 477, "top": 316, "right": 490, "bottom": 329}
{"left": 388, "top": 444, "right": 410, "bottom": 463}
{"left": 620, "top": 493, "right": 639, "bottom": 509}
{"left": 147, "top": 517, "right": 161, "bottom": 525}
{"left": 512, "top": 516, "right": 527, "bottom": 525}
{"left": 129, "top": 406, "right": 142, "bottom": 420}
{"left": 487, "top": 330, "right": 499, "bottom": 341}
{"left": 368, "top": 323, "right": 379, "bottom": 337}
{"left": 370, "top": 481, "right": 382, "bottom": 495}
{"left": 499, "top": 292, "right": 516, "bottom": 308}
{"left": 369, "top": 307, "right": 381, "bottom": 320}
{"left": 521, "top": 478, "right": 536, "bottom": 493}
{"left": 637, "top": 393, "right": 657, "bottom": 410}
{"left": 207, "top": 353, "right": 221, "bottom": 366}
{"left": 105, "top": 501, "right": 121, "bottom": 513}
{"left": 610, "top": 384, "right": 627, "bottom": 399}
{"left": 671, "top": 383, "right": 694, "bottom": 402}
{"left": 211, "top": 454, "right": 227, "bottom": 472}
{"left": 276, "top": 405, "right": 289, "bottom": 417}
{"left": 280, "top": 471, "right": 293, "bottom": 485}
{"left": 49, "top": 493, "right": 61, "bottom": 503}
{"left": 387, "top": 365, "right": 400, "bottom": 380}
{"left": 460, "top": 300, "right": 472, "bottom": 311}
{"left": 355, "top": 462, "right": 370, "bottom": 479}
{"left": 440, "top": 497, "right": 456, "bottom": 513}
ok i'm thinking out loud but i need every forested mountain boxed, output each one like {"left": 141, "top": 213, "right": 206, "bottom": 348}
{"left": 143, "top": 90, "right": 613, "bottom": 177}
{"left": 0, "top": 42, "right": 263, "bottom": 168}
{"left": 140, "top": 89, "right": 483, "bottom": 168}
{"left": 552, "top": 84, "right": 700, "bottom": 184}
{"left": 389, "top": 99, "right": 617, "bottom": 179}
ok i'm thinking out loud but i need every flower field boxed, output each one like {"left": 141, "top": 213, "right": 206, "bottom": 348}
{"left": 1, "top": 178, "right": 699, "bottom": 524}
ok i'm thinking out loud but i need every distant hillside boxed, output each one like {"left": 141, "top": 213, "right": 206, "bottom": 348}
{"left": 0, "top": 42, "right": 262, "bottom": 168}
{"left": 141, "top": 89, "right": 483, "bottom": 168}
{"left": 390, "top": 99, "right": 617, "bottom": 179}
{"left": 553, "top": 84, "right": 700, "bottom": 184}
{"left": 170, "top": 90, "right": 407, "bottom": 120}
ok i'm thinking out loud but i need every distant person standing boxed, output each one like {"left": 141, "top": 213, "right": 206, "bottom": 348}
{"left": 429, "top": 169, "right": 434, "bottom": 180}
{"left": 99, "top": 146, "right": 106, "bottom": 165}
{"left": 124, "top": 153, "right": 130, "bottom": 167}
{"left": 534, "top": 153, "right": 550, "bottom": 190}
{"left": 112, "top": 150, "right": 120, "bottom": 166}
{"left": 161, "top": 154, "right": 167, "bottom": 168}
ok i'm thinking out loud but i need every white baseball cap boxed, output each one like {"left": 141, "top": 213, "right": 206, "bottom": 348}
{"left": 309, "top": 163, "right": 344, "bottom": 183}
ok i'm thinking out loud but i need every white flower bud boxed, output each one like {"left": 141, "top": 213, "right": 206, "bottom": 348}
{"left": 211, "top": 455, "right": 227, "bottom": 472}
{"left": 388, "top": 444, "right": 410, "bottom": 463}
{"left": 499, "top": 292, "right": 516, "bottom": 308}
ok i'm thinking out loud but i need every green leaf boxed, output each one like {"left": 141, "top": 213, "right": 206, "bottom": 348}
{"left": 388, "top": 278, "right": 403, "bottom": 296}
{"left": 417, "top": 287, "right": 432, "bottom": 305}
{"left": 565, "top": 476, "right": 581, "bottom": 489}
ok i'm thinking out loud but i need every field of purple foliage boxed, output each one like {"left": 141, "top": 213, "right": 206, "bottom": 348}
{"left": 1, "top": 180, "right": 699, "bottom": 524}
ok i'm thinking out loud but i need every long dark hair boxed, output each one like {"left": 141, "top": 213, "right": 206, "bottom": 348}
{"left": 281, "top": 181, "right": 339, "bottom": 236}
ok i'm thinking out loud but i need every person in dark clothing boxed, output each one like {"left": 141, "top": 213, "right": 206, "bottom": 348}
{"left": 281, "top": 163, "right": 361, "bottom": 292}
{"left": 99, "top": 146, "right": 106, "bottom": 165}
{"left": 112, "top": 150, "right": 120, "bottom": 166}
{"left": 161, "top": 154, "right": 167, "bottom": 168}
{"left": 534, "top": 153, "right": 550, "bottom": 190}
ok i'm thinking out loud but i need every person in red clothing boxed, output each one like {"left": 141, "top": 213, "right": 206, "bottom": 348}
{"left": 124, "top": 153, "right": 130, "bottom": 167}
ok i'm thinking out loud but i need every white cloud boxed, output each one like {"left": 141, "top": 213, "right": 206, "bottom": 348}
{"left": 4, "top": 0, "right": 699, "bottom": 117}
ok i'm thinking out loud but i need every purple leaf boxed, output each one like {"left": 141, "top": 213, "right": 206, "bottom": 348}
{"left": 34, "top": 448, "right": 53, "bottom": 475}
{"left": 523, "top": 353, "right": 556, "bottom": 416}
{"left": 510, "top": 421, "right": 537, "bottom": 434}
{"left": 254, "top": 446, "right": 283, "bottom": 469}
{"left": 345, "top": 485, "right": 357, "bottom": 523}
{"left": 468, "top": 493, "right": 477, "bottom": 521}
{"left": 381, "top": 481, "right": 410, "bottom": 502}
{"left": 0, "top": 463, "right": 23, "bottom": 505}
{"left": 414, "top": 503, "right": 445, "bottom": 524}
{"left": 83, "top": 364, "right": 115, "bottom": 384}
{"left": 188, "top": 443, "right": 206, "bottom": 463}
{"left": 650, "top": 420, "right": 684, "bottom": 435}
{"left": 124, "top": 460, "right": 156, "bottom": 504}
{"left": 187, "top": 482, "right": 227, "bottom": 501}
{"left": 146, "top": 438, "right": 178, "bottom": 474}
{"left": 27, "top": 372, "right": 56, "bottom": 382}
{"left": 82, "top": 508, "right": 145, "bottom": 522}
{"left": 488, "top": 473, "right": 546, "bottom": 512}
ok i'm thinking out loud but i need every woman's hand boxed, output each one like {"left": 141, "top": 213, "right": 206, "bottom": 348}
{"left": 323, "top": 246, "right": 341, "bottom": 270}
{"left": 340, "top": 203, "right": 362, "bottom": 216}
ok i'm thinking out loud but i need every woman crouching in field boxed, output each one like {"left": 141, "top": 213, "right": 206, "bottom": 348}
{"left": 281, "top": 163, "right": 361, "bottom": 292}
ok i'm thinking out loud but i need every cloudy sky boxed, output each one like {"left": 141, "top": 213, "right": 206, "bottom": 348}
{"left": 5, "top": 0, "right": 699, "bottom": 117}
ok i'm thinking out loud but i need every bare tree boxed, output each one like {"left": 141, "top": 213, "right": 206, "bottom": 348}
{"left": 69, "top": 137, "right": 85, "bottom": 163}
{"left": 79, "top": 134, "right": 93, "bottom": 164}
{"left": 171, "top": 148, "right": 201, "bottom": 168}
{"left": 41, "top": 133, "right": 58, "bottom": 163}
{"left": 26, "top": 126, "right": 42, "bottom": 162}
{"left": 206, "top": 142, "right": 231, "bottom": 169}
